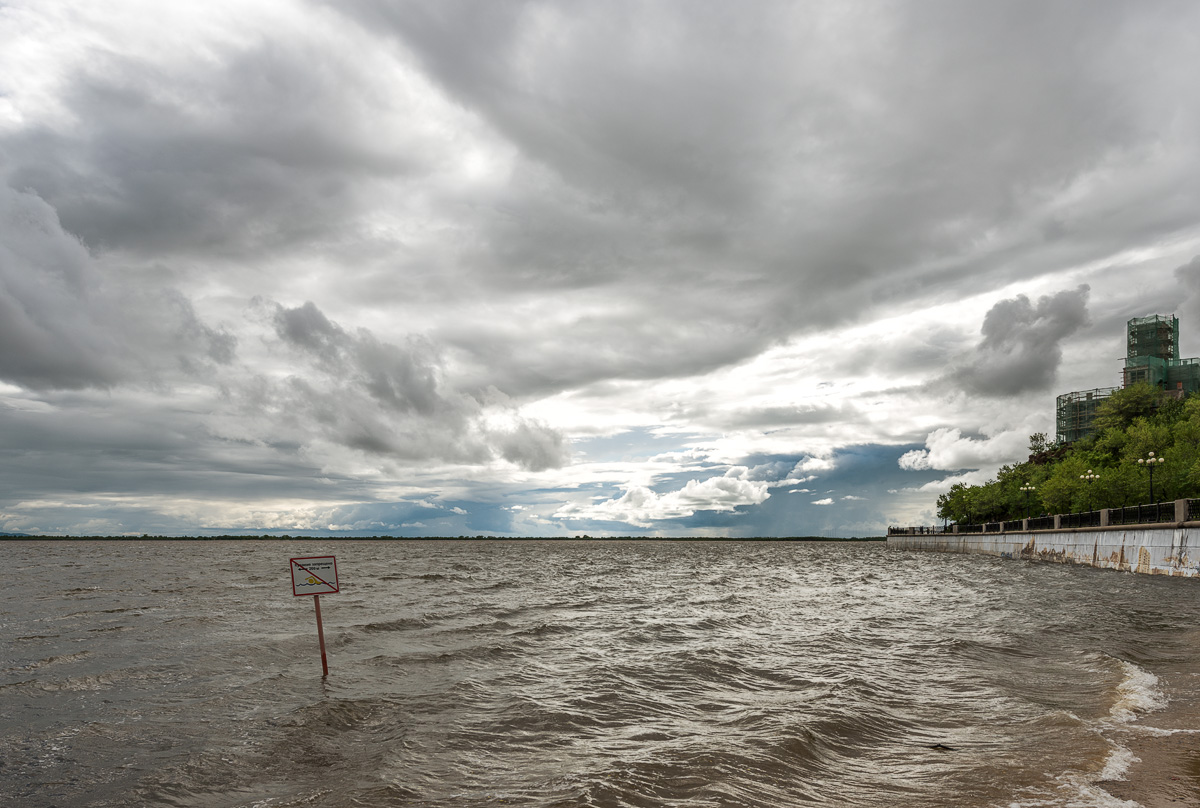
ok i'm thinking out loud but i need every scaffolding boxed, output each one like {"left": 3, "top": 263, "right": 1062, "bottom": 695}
{"left": 1123, "top": 315, "right": 1200, "bottom": 393}
{"left": 1055, "top": 314, "right": 1198, "bottom": 444}
{"left": 1056, "top": 387, "right": 1118, "bottom": 444}
{"left": 1167, "top": 357, "right": 1200, "bottom": 397}
{"left": 1127, "top": 314, "right": 1178, "bottom": 362}
{"left": 1123, "top": 355, "right": 1167, "bottom": 388}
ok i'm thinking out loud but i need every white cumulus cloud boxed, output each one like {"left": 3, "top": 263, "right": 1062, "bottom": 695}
{"left": 556, "top": 467, "right": 769, "bottom": 527}
{"left": 899, "top": 427, "right": 1029, "bottom": 472}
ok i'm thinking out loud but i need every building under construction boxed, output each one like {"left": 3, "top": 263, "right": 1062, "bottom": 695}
{"left": 1123, "top": 314, "right": 1200, "bottom": 392}
{"left": 1055, "top": 387, "right": 1120, "bottom": 444}
{"left": 1055, "top": 314, "right": 1200, "bottom": 444}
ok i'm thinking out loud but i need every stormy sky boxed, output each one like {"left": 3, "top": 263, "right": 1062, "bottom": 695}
{"left": 2, "top": 0, "right": 1199, "bottom": 537}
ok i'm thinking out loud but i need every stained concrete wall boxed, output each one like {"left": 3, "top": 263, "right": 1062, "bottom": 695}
{"left": 888, "top": 523, "right": 1200, "bottom": 577}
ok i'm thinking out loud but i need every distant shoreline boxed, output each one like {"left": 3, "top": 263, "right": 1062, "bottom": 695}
{"left": 0, "top": 534, "right": 885, "bottom": 542}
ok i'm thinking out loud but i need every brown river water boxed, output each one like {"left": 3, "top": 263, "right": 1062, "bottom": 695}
{"left": 2, "top": 539, "right": 1197, "bottom": 807}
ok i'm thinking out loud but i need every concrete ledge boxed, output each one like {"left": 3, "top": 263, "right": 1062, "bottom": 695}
{"left": 888, "top": 524, "right": 1200, "bottom": 577}
{"left": 991, "top": 520, "right": 1200, "bottom": 536}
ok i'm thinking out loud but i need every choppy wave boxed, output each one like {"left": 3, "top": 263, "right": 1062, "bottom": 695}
{"left": 1048, "top": 658, "right": 1166, "bottom": 803}
{"left": 3, "top": 540, "right": 1199, "bottom": 807}
{"left": 1109, "top": 659, "right": 1167, "bottom": 723}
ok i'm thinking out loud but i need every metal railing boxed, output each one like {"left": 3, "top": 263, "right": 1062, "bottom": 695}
{"left": 1108, "top": 502, "right": 1176, "bottom": 526}
{"left": 886, "top": 526, "right": 948, "bottom": 536}
{"left": 1060, "top": 510, "right": 1101, "bottom": 529}
{"left": 890, "top": 498, "right": 1200, "bottom": 536}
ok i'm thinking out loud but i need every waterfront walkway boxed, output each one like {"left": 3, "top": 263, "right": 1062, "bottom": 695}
{"left": 889, "top": 498, "right": 1200, "bottom": 537}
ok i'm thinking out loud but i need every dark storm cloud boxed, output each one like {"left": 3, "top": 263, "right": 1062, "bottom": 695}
{"left": 258, "top": 300, "right": 567, "bottom": 470}
{"left": 952, "top": 285, "right": 1091, "bottom": 396}
{"left": 320, "top": 0, "right": 1200, "bottom": 395}
{"left": 0, "top": 184, "right": 244, "bottom": 390}
{"left": 442, "top": 307, "right": 773, "bottom": 396}
{"left": 493, "top": 418, "right": 571, "bottom": 473}
{"left": 0, "top": 187, "right": 125, "bottom": 388}
{"left": 0, "top": 400, "right": 332, "bottom": 503}
{"left": 4, "top": 26, "right": 413, "bottom": 259}
{"left": 274, "top": 301, "right": 442, "bottom": 416}
{"left": 4, "top": 0, "right": 1197, "bottom": 399}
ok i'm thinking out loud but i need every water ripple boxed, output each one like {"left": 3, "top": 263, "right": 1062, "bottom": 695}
{"left": 2, "top": 539, "right": 1195, "bottom": 807}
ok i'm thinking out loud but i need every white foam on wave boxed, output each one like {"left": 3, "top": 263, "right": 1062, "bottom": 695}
{"left": 1005, "top": 742, "right": 1143, "bottom": 808}
{"left": 1018, "top": 660, "right": 1169, "bottom": 807}
{"left": 1056, "top": 781, "right": 1142, "bottom": 808}
{"left": 1096, "top": 743, "right": 1137, "bottom": 781}
{"left": 1083, "top": 660, "right": 1166, "bottom": 790}
{"left": 1006, "top": 778, "right": 1142, "bottom": 808}
{"left": 1010, "top": 743, "right": 1141, "bottom": 808}
{"left": 1130, "top": 724, "right": 1200, "bottom": 737}
{"left": 1109, "top": 660, "right": 1166, "bottom": 724}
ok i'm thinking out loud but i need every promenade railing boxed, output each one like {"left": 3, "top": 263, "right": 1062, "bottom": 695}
{"left": 1108, "top": 502, "right": 1175, "bottom": 525}
{"left": 889, "top": 497, "right": 1200, "bottom": 536}
{"left": 1060, "top": 510, "right": 1101, "bottom": 529}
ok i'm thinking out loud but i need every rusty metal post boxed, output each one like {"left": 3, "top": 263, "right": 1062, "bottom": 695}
{"left": 313, "top": 594, "right": 329, "bottom": 677}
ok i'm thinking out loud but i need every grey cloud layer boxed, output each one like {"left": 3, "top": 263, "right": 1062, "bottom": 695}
{"left": 7, "top": 21, "right": 414, "bottom": 258}
{"left": 0, "top": 186, "right": 238, "bottom": 389}
{"left": 2, "top": 0, "right": 1198, "bottom": 534}
{"left": 1178, "top": 257, "right": 1200, "bottom": 328}
{"left": 260, "top": 300, "right": 567, "bottom": 470}
{"left": 953, "top": 285, "right": 1091, "bottom": 396}
{"left": 6, "top": 1, "right": 1197, "bottom": 401}
{"left": 343, "top": 0, "right": 1200, "bottom": 392}
{"left": 0, "top": 184, "right": 565, "bottom": 515}
{"left": 0, "top": 188, "right": 126, "bottom": 388}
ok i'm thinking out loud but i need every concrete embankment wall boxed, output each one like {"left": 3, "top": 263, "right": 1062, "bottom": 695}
{"left": 889, "top": 523, "right": 1200, "bottom": 577}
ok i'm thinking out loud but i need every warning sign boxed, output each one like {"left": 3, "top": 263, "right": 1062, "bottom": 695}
{"left": 290, "top": 556, "right": 339, "bottom": 596}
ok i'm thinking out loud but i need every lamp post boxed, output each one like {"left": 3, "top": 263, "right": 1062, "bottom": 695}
{"left": 1138, "top": 452, "right": 1166, "bottom": 504}
{"left": 1079, "top": 470, "right": 1099, "bottom": 510}
{"left": 1020, "top": 484, "right": 1036, "bottom": 518}
{"left": 1080, "top": 465, "right": 1099, "bottom": 511}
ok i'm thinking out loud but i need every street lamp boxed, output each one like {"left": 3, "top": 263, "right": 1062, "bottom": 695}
{"left": 1020, "top": 484, "right": 1036, "bottom": 518}
{"left": 1079, "top": 470, "right": 1099, "bottom": 511}
{"left": 1138, "top": 452, "right": 1166, "bottom": 504}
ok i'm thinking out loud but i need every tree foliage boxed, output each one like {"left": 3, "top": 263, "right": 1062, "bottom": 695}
{"left": 1091, "top": 383, "right": 1165, "bottom": 433}
{"left": 936, "top": 386, "right": 1200, "bottom": 524}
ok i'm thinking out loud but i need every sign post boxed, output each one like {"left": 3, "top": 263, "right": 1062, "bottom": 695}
{"left": 290, "top": 556, "right": 339, "bottom": 676}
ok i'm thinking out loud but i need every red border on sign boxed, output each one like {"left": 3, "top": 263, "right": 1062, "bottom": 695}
{"left": 290, "top": 555, "right": 339, "bottom": 596}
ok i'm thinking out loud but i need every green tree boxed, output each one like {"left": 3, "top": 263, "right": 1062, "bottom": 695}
{"left": 1092, "top": 383, "right": 1165, "bottom": 433}
{"left": 934, "top": 391, "right": 1200, "bottom": 525}
{"left": 936, "top": 483, "right": 968, "bottom": 524}
{"left": 1172, "top": 398, "right": 1200, "bottom": 494}
{"left": 1041, "top": 457, "right": 1084, "bottom": 514}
